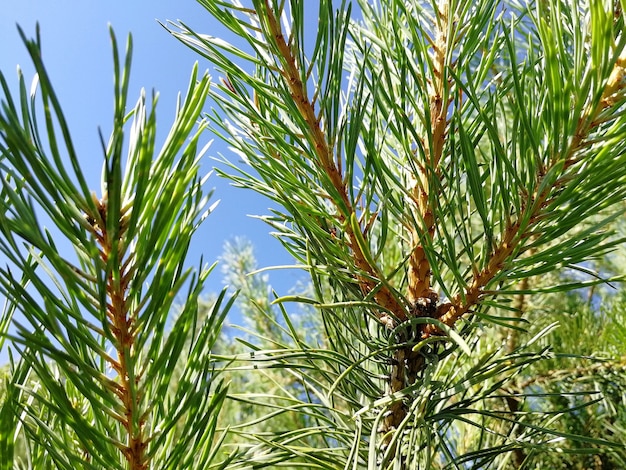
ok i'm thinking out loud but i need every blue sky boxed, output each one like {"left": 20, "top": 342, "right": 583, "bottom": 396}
{"left": 1, "top": 1, "right": 303, "bottom": 359}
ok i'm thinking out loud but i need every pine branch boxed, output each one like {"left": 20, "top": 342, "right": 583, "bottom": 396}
{"left": 382, "top": 0, "right": 459, "bottom": 448}
{"left": 0, "top": 26, "right": 230, "bottom": 469}
{"left": 425, "top": 51, "right": 626, "bottom": 337}
{"left": 87, "top": 194, "right": 146, "bottom": 469}
{"left": 259, "top": 1, "right": 407, "bottom": 324}
{"left": 167, "top": 0, "right": 626, "bottom": 467}
{"left": 516, "top": 356, "right": 626, "bottom": 391}
{"left": 407, "top": 0, "right": 453, "bottom": 304}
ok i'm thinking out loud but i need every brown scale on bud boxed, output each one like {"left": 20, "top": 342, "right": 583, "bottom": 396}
{"left": 409, "top": 290, "right": 439, "bottom": 318}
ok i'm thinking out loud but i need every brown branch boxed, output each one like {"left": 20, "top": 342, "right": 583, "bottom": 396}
{"left": 380, "top": 1, "right": 457, "bottom": 456}
{"left": 423, "top": 51, "right": 626, "bottom": 338}
{"left": 90, "top": 195, "right": 146, "bottom": 470}
{"left": 261, "top": 1, "right": 407, "bottom": 322}
{"left": 406, "top": 1, "right": 452, "bottom": 304}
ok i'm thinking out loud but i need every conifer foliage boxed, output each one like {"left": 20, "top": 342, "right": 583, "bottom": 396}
{"left": 168, "top": 0, "right": 626, "bottom": 467}
{"left": 1, "top": 0, "right": 626, "bottom": 469}
{"left": 0, "top": 27, "right": 234, "bottom": 469}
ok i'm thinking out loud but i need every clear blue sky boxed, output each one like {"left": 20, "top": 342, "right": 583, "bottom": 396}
{"left": 1, "top": 1, "right": 302, "bottom": 360}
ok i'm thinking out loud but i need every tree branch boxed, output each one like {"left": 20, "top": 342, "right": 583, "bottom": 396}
{"left": 89, "top": 194, "right": 146, "bottom": 470}
{"left": 424, "top": 52, "right": 626, "bottom": 337}
{"left": 261, "top": 1, "right": 407, "bottom": 322}
{"left": 406, "top": 0, "right": 452, "bottom": 304}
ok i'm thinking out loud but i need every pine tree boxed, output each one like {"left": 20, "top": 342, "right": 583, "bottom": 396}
{"left": 0, "top": 27, "right": 235, "bottom": 469}
{"left": 167, "top": 0, "right": 626, "bottom": 467}
{"left": 1, "top": 0, "right": 626, "bottom": 469}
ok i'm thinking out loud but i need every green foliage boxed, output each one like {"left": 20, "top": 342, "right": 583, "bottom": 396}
{"left": 519, "top": 288, "right": 626, "bottom": 468}
{"left": 210, "top": 238, "right": 330, "bottom": 467}
{"left": 1, "top": 0, "right": 626, "bottom": 469}
{"left": 0, "top": 26, "right": 234, "bottom": 469}
{"left": 167, "top": 0, "right": 626, "bottom": 468}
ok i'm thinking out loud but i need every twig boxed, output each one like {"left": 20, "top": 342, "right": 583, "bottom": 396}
{"left": 261, "top": 1, "right": 407, "bottom": 322}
